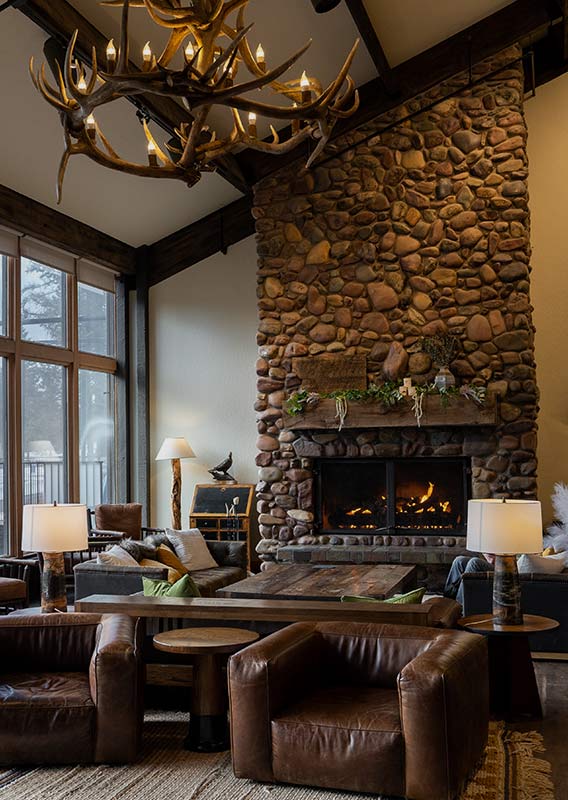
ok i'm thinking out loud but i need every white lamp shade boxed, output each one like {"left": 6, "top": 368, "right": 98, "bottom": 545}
{"left": 22, "top": 504, "right": 88, "bottom": 552}
{"left": 467, "top": 499, "right": 542, "bottom": 555}
{"left": 155, "top": 437, "right": 196, "bottom": 461}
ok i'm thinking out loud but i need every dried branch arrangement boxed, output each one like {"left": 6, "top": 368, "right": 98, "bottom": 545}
{"left": 29, "top": 0, "right": 360, "bottom": 201}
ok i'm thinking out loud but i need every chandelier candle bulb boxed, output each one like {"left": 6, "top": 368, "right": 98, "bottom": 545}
{"left": 85, "top": 114, "right": 96, "bottom": 141}
{"left": 184, "top": 40, "right": 195, "bottom": 62}
{"left": 300, "top": 70, "right": 311, "bottom": 104}
{"left": 77, "top": 74, "right": 87, "bottom": 92}
{"left": 292, "top": 103, "right": 300, "bottom": 133}
{"left": 147, "top": 139, "right": 158, "bottom": 167}
{"left": 256, "top": 43, "right": 266, "bottom": 72}
{"left": 106, "top": 39, "right": 116, "bottom": 72}
{"left": 248, "top": 111, "right": 257, "bottom": 137}
{"left": 142, "top": 42, "right": 152, "bottom": 70}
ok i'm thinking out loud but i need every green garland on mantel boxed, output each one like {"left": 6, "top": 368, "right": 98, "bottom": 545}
{"left": 285, "top": 381, "right": 487, "bottom": 430}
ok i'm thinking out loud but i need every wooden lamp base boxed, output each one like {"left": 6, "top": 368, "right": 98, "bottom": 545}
{"left": 493, "top": 554, "right": 522, "bottom": 626}
{"left": 41, "top": 552, "right": 67, "bottom": 613}
{"left": 170, "top": 457, "right": 182, "bottom": 530}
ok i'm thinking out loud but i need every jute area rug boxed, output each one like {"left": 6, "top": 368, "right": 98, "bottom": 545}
{"left": 0, "top": 712, "right": 555, "bottom": 800}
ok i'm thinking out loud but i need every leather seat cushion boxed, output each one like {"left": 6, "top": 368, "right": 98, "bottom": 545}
{"left": 271, "top": 685, "right": 404, "bottom": 796}
{"left": 191, "top": 566, "right": 246, "bottom": 597}
{"left": 0, "top": 672, "right": 95, "bottom": 765}
{"left": 0, "top": 577, "right": 26, "bottom": 602}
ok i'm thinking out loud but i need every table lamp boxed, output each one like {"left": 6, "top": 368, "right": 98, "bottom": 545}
{"left": 155, "top": 437, "right": 196, "bottom": 530}
{"left": 467, "top": 498, "right": 542, "bottom": 626}
{"left": 22, "top": 503, "right": 88, "bottom": 613}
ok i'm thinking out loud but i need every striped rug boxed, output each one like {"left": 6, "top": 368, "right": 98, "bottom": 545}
{"left": 0, "top": 714, "right": 555, "bottom": 800}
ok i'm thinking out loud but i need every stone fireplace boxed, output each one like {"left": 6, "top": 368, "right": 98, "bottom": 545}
{"left": 253, "top": 45, "right": 538, "bottom": 580}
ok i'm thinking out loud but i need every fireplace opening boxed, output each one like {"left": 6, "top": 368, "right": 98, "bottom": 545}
{"left": 316, "top": 457, "right": 471, "bottom": 536}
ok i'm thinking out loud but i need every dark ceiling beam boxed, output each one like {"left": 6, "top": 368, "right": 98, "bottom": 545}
{"left": 146, "top": 195, "right": 255, "bottom": 286}
{"left": 238, "top": 0, "right": 557, "bottom": 184}
{"left": 0, "top": 183, "right": 136, "bottom": 274}
{"left": 17, "top": 0, "right": 250, "bottom": 195}
{"left": 345, "top": 0, "right": 397, "bottom": 94}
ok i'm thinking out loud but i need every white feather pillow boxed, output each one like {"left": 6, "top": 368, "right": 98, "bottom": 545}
{"left": 517, "top": 552, "right": 568, "bottom": 574}
{"left": 97, "top": 545, "right": 139, "bottom": 567}
{"left": 166, "top": 528, "right": 218, "bottom": 572}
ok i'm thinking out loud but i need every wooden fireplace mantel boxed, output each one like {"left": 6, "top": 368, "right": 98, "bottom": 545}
{"left": 282, "top": 394, "right": 498, "bottom": 431}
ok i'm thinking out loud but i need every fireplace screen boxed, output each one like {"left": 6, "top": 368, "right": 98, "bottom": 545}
{"left": 317, "top": 458, "right": 470, "bottom": 535}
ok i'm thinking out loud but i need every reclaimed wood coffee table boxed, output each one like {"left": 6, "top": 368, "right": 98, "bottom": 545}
{"left": 153, "top": 627, "right": 259, "bottom": 752}
{"left": 217, "top": 564, "right": 417, "bottom": 602}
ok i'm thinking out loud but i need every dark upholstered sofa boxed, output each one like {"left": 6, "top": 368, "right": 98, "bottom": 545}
{"left": 74, "top": 539, "right": 247, "bottom": 601}
{"left": 462, "top": 571, "right": 568, "bottom": 653}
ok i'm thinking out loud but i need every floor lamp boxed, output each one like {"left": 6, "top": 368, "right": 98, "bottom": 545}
{"left": 21, "top": 503, "right": 88, "bottom": 613}
{"left": 156, "top": 437, "right": 196, "bottom": 530}
{"left": 467, "top": 498, "right": 542, "bottom": 625}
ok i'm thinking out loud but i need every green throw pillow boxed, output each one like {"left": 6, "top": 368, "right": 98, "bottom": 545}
{"left": 142, "top": 574, "right": 201, "bottom": 598}
{"left": 340, "top": 587, "right": 426, "bottom": 605}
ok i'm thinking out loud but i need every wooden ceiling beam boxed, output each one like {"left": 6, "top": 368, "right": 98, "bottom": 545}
{"left": 18, "top": 0, "right": 250, "bottom": 195}
{"left": 0, "top": 183, "right": 136, "bottom": 274}
{"left": 146, "top": 195, "right": 255, "bottom": 286}
{"left": 345, "top": 0, "right": 397, "bottom": 94}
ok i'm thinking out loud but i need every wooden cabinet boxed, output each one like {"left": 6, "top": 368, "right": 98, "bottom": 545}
{"left": 189, "top": 484, "right": 254, "bottom": 570}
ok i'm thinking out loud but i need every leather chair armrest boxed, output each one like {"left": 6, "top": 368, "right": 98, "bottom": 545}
{"left": 207, "top": 540, "right": 247, "bottom": 569}
{"left": 229, "top": 623, "right": 321, "bottom": 781}
{"left": 90, "top": 614, "right": 143, "bottom": 763}
{"left": 422, "top": 596, "right": 462, "bottom": 628}
{"left": 398, "top": 631, "right": 489, "bottom": 800}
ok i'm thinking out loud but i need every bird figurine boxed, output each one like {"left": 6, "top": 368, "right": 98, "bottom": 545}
{"left": 208, "top": 452, "right": 235, "bottom": 482}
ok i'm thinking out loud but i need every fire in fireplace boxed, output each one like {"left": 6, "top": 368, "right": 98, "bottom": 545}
{"left": 316, "top": 458, "right": 471, "bottom": 535}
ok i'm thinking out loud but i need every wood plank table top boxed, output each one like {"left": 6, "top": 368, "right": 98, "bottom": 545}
{"left": 75, "top": 594, "right": 431, "bottom": 626}
{"left": 216, "top": 564, "right": 417, "bottom": 602}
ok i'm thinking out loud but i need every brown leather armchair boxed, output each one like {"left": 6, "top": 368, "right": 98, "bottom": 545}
{"left": 0, "top": 613, "right": 143, "bottom": 766}
{"left": 229, "top": 622, "right": 489, "bottom": 800}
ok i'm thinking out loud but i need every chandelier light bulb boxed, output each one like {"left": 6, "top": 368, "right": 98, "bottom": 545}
{"left": 77, "top": 75, "right": 87, "bottom": 92}
{"left": 248, "top": 111, "right": 257, "bottom": 136}
{"left": 248, "top": 112, "right": 256, "bottom": 123}
{"left": 300, "top": 70, "right": 311, "bottom": 104}
{"left": 300, "top": 71, "right": 310, "bottom": 89}
{"left": 256, "top": 43, "right": 265, "bottom": 71}
{"left": 106, "top": 39, "right": 116, "bottom": 61}
{"left": 143, "top": 42, "right": 152, "bottom": 62}
{"left": 85, "top": 114, "right": 95, "bottom": 130}
{"left": 147, "top": 139, "right": 156, "bottom": 154}
{"left": 185, "top": 40, "right": 195, "bottom": 60}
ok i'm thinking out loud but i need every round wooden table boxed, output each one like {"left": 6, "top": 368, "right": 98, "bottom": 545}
{"left": 459, "top": 614, "right": 559, "bottom": 721}
{"left": 153, "top": 627, "right": 259, "bottom": 752}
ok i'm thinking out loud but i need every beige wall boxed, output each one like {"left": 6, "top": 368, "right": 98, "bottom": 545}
{"left": 149, "top": 235, "right": 258, "bottom": 530}
{"left": 526, "top": 76, "right": 568, "bottom": 524}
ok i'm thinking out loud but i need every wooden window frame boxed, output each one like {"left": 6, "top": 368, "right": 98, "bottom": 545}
{"left": 0, "top": 254, "right": 122, "bottom": 556}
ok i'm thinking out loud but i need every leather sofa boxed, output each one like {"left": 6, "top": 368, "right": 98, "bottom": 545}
{"left": 0, "top": 613, "right": 143, "bottom": 765}
{"left": 229, "top": 621, "right": 489, "bottom": 800}
{"left": 74, "top": 539, "right": 247, "bottom": 601}
{"left": 462, "top": 571, "right": 568, "bottom": 652}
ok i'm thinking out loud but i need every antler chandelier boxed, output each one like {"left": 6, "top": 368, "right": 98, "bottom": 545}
{"left": 30, "top": 0, "right": 359, "bottom": 201}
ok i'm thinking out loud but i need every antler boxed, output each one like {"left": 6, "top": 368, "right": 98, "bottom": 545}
{"left": 30, "top": 0, "right": 359, "bottom": 201}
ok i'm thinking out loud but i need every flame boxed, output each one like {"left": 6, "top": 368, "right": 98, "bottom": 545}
{"left": 419, "top": 482, "right": 435, "bottom": 504}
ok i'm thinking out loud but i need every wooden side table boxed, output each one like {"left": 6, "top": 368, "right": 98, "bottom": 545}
{"left": 459, "top": 614, "right": 559, "bottom": 721}
{"left": 153, "top": 627, "right": 259, "bottom": 752}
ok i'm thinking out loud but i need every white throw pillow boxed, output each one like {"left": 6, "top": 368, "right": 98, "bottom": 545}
{"left": 517, "top": 552, "right": 567, "bottom": 574}
{"left": 166, "top": 528, "right": 218, "bottom": 572}
{"left": 97, "top": 545, "right": 139, "bottom": 567}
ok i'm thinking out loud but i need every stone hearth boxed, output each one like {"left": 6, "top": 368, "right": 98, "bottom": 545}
{"left": 253, "top": 45, "right": 538, "bottom": 567}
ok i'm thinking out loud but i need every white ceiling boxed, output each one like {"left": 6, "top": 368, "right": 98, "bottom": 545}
{"left": 0, "top": 0, "right": 518, "bottom": 247}
{"left": 363, "top": 0, "right": 516, "bottom": 67}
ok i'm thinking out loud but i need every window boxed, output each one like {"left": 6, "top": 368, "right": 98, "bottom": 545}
{"left": 79, "top": 370, "right": 116, "bottom": 506}
{"left": 78, "top": 283, "right": 115, "bottom": 356}
{"left": 0, "top": 247, "right": 121, "bottom": 555}
{"left": 21, "top": 258, "right": 66, "bottom": 347}
{"left": 0, "top": 359, "right": 7, "bottom": 554}
{"left": 22, "top": 361, "right": 67, "bottom": 504}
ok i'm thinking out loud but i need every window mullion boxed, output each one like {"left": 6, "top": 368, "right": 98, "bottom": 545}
{"left": 68, "top": 273, "right": 80, "bottom": 503}
{"left": 10, "top": 255, "right": 23, "bottom": 554}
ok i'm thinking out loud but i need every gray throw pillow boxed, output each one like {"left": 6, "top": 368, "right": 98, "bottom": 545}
{"left": 517, "top": 552, "right": 567, "bottom": 574}
{"left": 119, "top": 538, "right": 157, "bottom": 562}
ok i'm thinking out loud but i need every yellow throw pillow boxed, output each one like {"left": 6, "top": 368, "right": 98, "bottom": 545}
{"left": 156, "top": 544, "right": 189, "bottom": 577}
{"left": 139, "top": 558, "right": 182, "bottom": 584}
{"left": 542, "top": 547, "right": 555, "bottom": 557}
